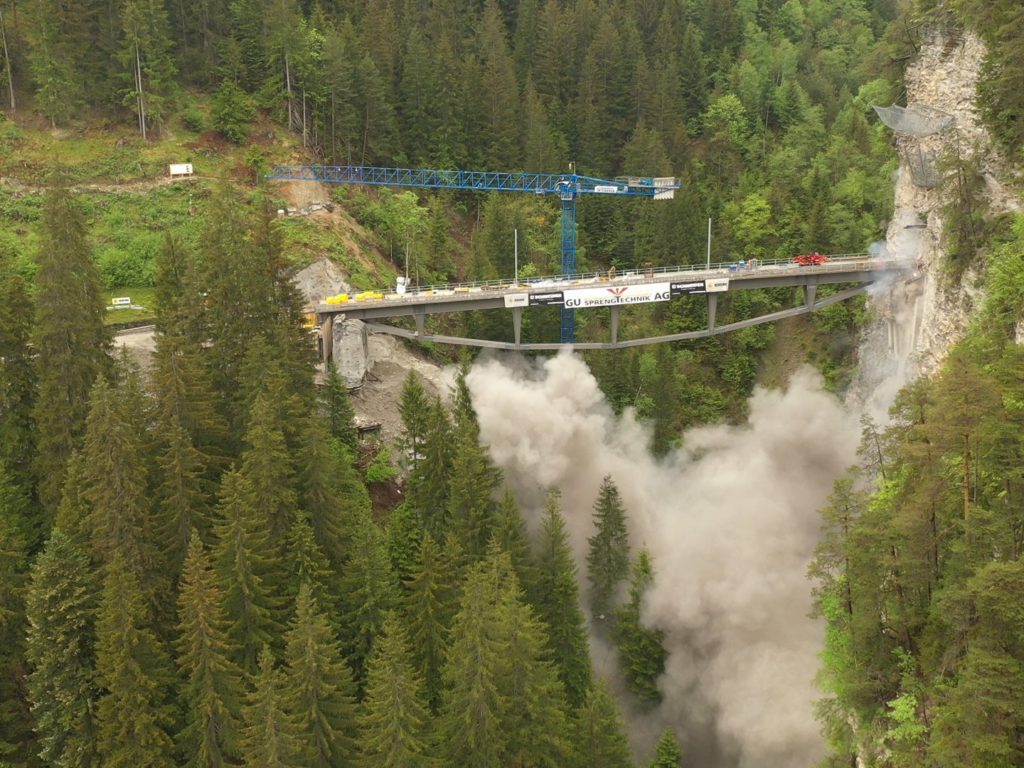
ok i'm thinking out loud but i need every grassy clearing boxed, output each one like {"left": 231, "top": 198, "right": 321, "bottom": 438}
{"left": 1, "top": 102, "right": 395, "bottom": 295}
{"left": 102, "top": 287, "right": 158, "bottom": 325}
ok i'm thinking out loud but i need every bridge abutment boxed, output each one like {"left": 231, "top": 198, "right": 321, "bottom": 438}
{"left": 332, "top": 316, "right": 369, "bottom": 388}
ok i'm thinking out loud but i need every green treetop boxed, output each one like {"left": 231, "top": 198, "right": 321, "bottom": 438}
{"left": 357, "top": 612, "right": 435, "bottom": 768}
{"left": 283, "top": 583, "right": 359, "bottom": 768}
{"left": 175, "top": 532, "right": 246, "bottom": 768}
{"left": 587, "top": 475, "right": 632, "bottom": 622}
{"left": 532, "top": 488, "right": 593, "bottom": 708}
{"left": 240, "top": 646, "right": 303, "bottom": 768}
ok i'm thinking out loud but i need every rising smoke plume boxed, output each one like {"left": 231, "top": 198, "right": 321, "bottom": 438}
{"left": 467, "top": 354, "right": 861, "bottom": 767}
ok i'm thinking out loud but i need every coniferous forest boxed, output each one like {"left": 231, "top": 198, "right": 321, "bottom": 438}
{"left": 1, "top": 0, "right": 1024, "bottom": 766}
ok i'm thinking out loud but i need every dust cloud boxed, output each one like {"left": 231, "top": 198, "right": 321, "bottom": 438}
{"left": 467, "top": 354, "right": 860, "bottom": 767}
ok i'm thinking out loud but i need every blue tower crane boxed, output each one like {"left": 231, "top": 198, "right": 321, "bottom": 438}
{"left": 267, "top": 163, "right": 679, "bottom": 343}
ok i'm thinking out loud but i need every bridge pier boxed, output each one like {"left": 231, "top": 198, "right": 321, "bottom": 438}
{"left": 707, "top": 294, "right": 718, "bottom": 331}
{"left": 332, "top": 317, "right": 369, "bottom": 388}
{"left": 413, "top": 309, "right": 425, "bottom": 336}
{"left": 512, "top": 307, "right": 522, "bottom": 349}
{"left": 610, "top": 306, "right": 620, "bottom": 345}
{"left": 804, "top": 284, "right": 817, "bottom": 307}
{"left": 320, "top": 314, "right": 335, "bottom": 364}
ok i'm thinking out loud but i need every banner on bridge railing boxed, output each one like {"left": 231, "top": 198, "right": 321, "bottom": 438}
{"left": 562, "top": 283, "right": 672, "bottom": 308}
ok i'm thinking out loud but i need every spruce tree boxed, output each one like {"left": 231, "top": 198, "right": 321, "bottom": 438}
{"left": 648, "top": 728, "right": 682, "bottom": 767}
{"left": 0, "top": 484, "right": 32, "bottom": 763}
{"left": 494, "top": 487, "right": 537, "bottom": 594}
{"left": 32, "top": 185, "right": 109, "bottom": 516}
{"left": 497, "top": 565, "right": 572, "bottom": 768}
{"left": 570, "top": 680, "right": 634, "bottom": 768}
{"left": 532, "top": 489, "right": 593, "bottom": 708}
{"left": 95, "top": 554, "right": 175, "bottom": 768}
{"left": 614, "top": 549, "right": 667, "bottom": 704}
{"left": 408, "top": 398, "right": 452, "bottom": 537}
{"left": 157, "top": 419, "right": 212, "bottom": 568}
{"left": 587, "top": 476, "right": 631, "bottom": 622}
{"left": 0, "top": 246, "right": 35, "bottom": 492}
{"left": 337, "top": 515, "right": 399, "bottom": 685}
{"left": 386, "top": 501, "right": 424, "bottom": 586}
{"left": 357, "top": 612, "right": 434, "bottom": 768}
{"left": 82, "top": 375, "right": 163, "bottom": 599}
{"left": 175, "top": 532, "right": 245, "bottom": 768}
{"left": 283, "top": 583, "right": 359, "bottom": 768}
{"left": 25, "top": 529, "right": 100, "bottom": 768}
{"left": 404, "top": 533, "right": 456, "bottom": 711}
{"left": 240, "top": 646, "right": 302, "bottom": 768}
{"left": 54, "top": 450, "right": 91, "bottom": 546}
{"left": 321, "top": 363, "right": 359, "bottom": 452}
{"left": 285, "top": 514, "right": 335, "bottom": 610}
{"left": 447, "top": 421, "right": 499, "bottom": 566}
{"left": 438, "top": 552, "right": 508, "bottom": 768}
{"left": 296, "top": 418, "right": 358, "bottom": 571}
{"left": 241, "top": 392, "right": 299, "bottom": 545}
{"left": 213, "top": 469, "right": 282, "bottom": 673}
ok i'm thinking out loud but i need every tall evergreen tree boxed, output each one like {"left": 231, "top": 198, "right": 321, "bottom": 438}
{"left": 614, "top": 549, "right": 667, "bottom": 705}
{"left": 532, "top": 489, "right": 593, "bottom": 708}
{"left": 0, "top": 476, "right": 32, "bottom": 763}
{"left": 213, "top": 469, "right": 282, "bottom": 673}
{"left": 157, "top": 419, "right": 213, "bottom": 568}
{"left": 82, "top": 375, "right": 163, "bottom": 600}
{"left": 587, "top": 476, "right": 631, "bottom": 622}
{"left": 240, "top": 646, "right": 302, "bottom": 768}
{"left": 648, "top": 728, "right": 682, "bottom": 767}
{"left": 0, "top": 246, "right": 35, "bottom": 493}
{"left": 357, "top": 612, "right": 434, "bottom": 768}
{"left": 447, "top": 421, "right": 498, "bottom": 566}
{"left": 31, "top": 185, "right": 109, "bottom": 516}
{"left": 94, "top": 554, "right": 175, "bottom": 768}
{"left": 337, "top": 515, "right": 399, "bottom": 685}
{"left": 121, "top": 0, "right": 178, "bottom": 137}
{"left": 493, "top": 488, "right": 536, "bottom": 594}
{"left": 320, "top": 363, "right": 359, "bottom": 452}
{"left": 569, "top": 679, "right": 634, "bottom": 768}
{"left": 398, "top": 369, "right": 430, "bottom": 472}
{"left": 408, "top": 398, "right": 453, "bottom": 537}
{"left": 403, "top": 533, "right": 457, "bottom": 711}
{"left": 175, "top": 532, "right": 245, "bottom": 768}
{"left": 241, "top": 392, "right": 299, "bottom": 545}
{"left": 25, "top": 529, "right": 100, "bottom": 768}
{"left": 283, "top": 583, "right": 358, "bottom": 768}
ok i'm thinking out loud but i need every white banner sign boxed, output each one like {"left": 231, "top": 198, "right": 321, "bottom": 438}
{"left": 503, "top": 293, "right": 529, "bottom": 308}
{"left": 563, "top": 283, "right": 671, "bottom": 309}
{"left": 704, "top": 278, "right": 730, "bottom": 293}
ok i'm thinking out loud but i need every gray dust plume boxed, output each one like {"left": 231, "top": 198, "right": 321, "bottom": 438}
{"left": 467, "top": 355, "right": 860, "bottom": 767}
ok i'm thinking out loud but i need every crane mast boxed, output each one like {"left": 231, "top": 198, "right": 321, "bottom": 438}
{"left": 267, "top": 163, "right": 679, "bottom": 343}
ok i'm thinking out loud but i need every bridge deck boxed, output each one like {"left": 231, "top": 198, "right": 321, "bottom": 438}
{"left": 314, "top": 255, "right": 908, "bottom": 321}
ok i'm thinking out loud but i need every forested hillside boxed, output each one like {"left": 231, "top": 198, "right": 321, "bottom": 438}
{"left": 6, "top": 0, "right": 1014, "bottom": 767}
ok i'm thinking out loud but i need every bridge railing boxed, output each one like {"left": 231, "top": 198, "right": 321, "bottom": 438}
{"left": 319, "top": 252, "right": 908, "bottom": 308}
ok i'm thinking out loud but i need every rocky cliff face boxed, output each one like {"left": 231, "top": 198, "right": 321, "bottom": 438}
{"left": 855, "top": 26, "right": 1021, "bottom": 415}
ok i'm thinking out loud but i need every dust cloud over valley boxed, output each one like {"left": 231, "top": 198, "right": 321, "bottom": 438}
{"left": 468, "top": 354, "right": 861, "bottom": 767}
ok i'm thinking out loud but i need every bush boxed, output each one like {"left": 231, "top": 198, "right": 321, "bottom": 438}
{"left": 212, "top": 80, "right": 255, "bottom": 144}
{"left": 96, "top": 232, "right": 162, "bottom": 288}
{"left": 181, "top": 108, "right": 205, "bottom": 133}
{"left": 365, "top": 445, "right": 399, "bottom": 484}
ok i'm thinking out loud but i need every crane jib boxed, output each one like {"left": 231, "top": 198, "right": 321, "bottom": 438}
{"left": 267, "top": 165, "right": 679, "bottom": 199}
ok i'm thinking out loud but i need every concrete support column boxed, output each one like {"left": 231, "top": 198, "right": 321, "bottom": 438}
{"left": 512, "top": 307, "right": 522, "bottom": 349}
{"left": 707, "top": 293, "right": 718, "bottom": 331}
{"left": 320, "top": 314, "right": 334, "bottom": 364}
{"left": 332, "top": 317, "right": 369, "bottom": 388}
{"left": 414, "top": 310, "right": 425, "bottom": 336}
{"left": 805, "top": 283, "right": 817, "bottom": 307}
{"left": 610, "top": 306, "right": 620, "bottom": 345}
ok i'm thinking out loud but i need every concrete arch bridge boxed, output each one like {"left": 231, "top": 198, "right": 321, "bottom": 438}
{"left": 315, "top": 254, "right": 912, "bottom": 382}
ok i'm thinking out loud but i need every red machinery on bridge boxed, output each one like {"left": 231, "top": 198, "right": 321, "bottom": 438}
{"left": 793, "top": 252, "right": 828, "bottom": 266}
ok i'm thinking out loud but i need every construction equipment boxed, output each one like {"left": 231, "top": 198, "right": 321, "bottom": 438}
{"left": 266, "top": 164, "right": 679, "bottom": 342}
{"left": 794, "top": 252, "right": 828, "bottom": 266}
